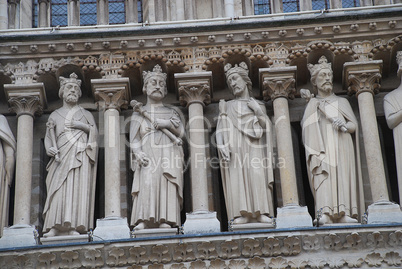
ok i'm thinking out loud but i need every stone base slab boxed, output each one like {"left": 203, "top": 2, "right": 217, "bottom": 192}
{"left": 183, "top": 211, "right": 220, "bottom": 234}
{"left": 276, "top": 205, "right": 313, "bottom": 229}
{"left": 40, "top": 234, "right": 88, "bottom": 245}
{"left": 367, "top": 200, "right": 402, "bottom": 224}
{"left": 93, "top": 217, "right": 131, "bottom": 241}
{"left": 0, "top": 224, "right": 37, "bottom": 249}
{"left": 231, "top": 222, "right": 275, "bottom": 231}
{"left": 133, "top": 228, "right": 178, "bottom": 238}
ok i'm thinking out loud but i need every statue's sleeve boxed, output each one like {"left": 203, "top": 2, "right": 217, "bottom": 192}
{"left": 83, "top": 110, "right": 98, "bottom": 163}
{"left": 129, "top": 112, "right": 143, "bottom": 172}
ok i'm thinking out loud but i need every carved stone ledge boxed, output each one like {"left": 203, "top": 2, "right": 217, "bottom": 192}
{"left": 91, "top": 77, "right": 131, "bottom": 111}
{"left": 343, "top": 60, "right": 383, "bottom": 97}
{"left": 175, "top": 72, "right": 212, "bottom": 108}
{"left": 0, "top": 226, "right": 401, "bottom": 268}
{"left": 4, "top": 83, "right": 47, "bottom": 117}
{"left": 259, "top": 66, "right": 297, "bottom": 101}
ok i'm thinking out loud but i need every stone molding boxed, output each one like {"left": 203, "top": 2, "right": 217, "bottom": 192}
{"left": 260, "top": 66, "right": 297, "bottom": 101}
{"left": 0, "top": 226, "right": 401, "bottom": 268}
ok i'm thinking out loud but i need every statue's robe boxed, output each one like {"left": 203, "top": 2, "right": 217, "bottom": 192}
{"left": 43, "top": 106, "right": 98, "bottom": 233}
{"left": 130, "top": 107, "right": 184, "bottom": 227}
{"left": 301, "top": 94, "right": 364, "bottom": 219}
{"left": 217, "top": 99, "right": 274, "bottom": 221}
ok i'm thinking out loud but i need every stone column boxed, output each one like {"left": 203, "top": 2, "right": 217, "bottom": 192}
{"left": 0, "top": 0, "right": 8, "bottom": 29}
{"left": 68, "top": 0, "right": 80, "bottom": 26}
{"left": 38, "top": 0, "right": 49, "bottom": 27}
{"left": 126, "top": 0, "right": 138, "bottom": 23}
{"left": 92, "top": 78, "right": 131, "bottom": 240}
{"left": 0, "top": 83, "right": 46, "bottom": 248}
{"left": 176, "top": 0, "right": 185, "bottom": 21}
{"left": 97, "top": 0, "right": 109, "bottom": 25}
{"left": 19, "top": 0, "right": 33, "bottom": 28}
{"left": 260, "top": 66, "right": 312, "bottom": 229}
{"left": 224, "top": 0, "right": 234, "bottom": 17}
{"left": 143, "top": 0, "right": 156, "bottom": 23}
{"left": 8, "top": 0, "right": 18, "bottom": 29}
{"left": 345, "top": 61, "right": 402, "bottom": 224}
{"left": 271, "top": 0, "right": 283, "bottom": 14}
{"left": 175, "top": 72, "right": 220, "bottom": 234}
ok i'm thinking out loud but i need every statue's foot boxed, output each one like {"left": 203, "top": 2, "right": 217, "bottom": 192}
{"left": 134, "top": 222, "right": 147, "bottom": 230}
{"left": 257, "top": 215, "right": 272, "bottom": 223}
{"left": 338, "top": 215, "right": 358, "bottom": 223}
{"left": 68, "top": 229, "right": 80, "bottom": 235}
{"left": 159, "top": 223, "right": 171, "bottom": 228}
{"left": 233, "top": 216, "right": 249, "bottom": 224}
{"left": 43, "top": 228, "right": 58, "bottom": 238}
{"left": 314, "top": 213, "right": 333, "bottom": 226}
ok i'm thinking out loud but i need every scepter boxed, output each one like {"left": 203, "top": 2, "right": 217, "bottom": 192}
{"left": 46, "top": 119, "right": 61, "bottom": 162}
{"left": 300, "top": 89, "right": 347, "bottom": 133}
{"left": 130, "top": 100, "right": 183, "bottom": 146}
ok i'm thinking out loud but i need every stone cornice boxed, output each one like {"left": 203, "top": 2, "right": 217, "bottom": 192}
{"left": 0, "top": 225, "right": 401, "bottom": 268}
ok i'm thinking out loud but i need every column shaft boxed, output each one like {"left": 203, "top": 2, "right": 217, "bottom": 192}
{"left": 357, "top": 92, "right": 389, "bottom": 202}
{"left": 126, "top": 0, "right": 138, "bottom": 23}
{"left": 8, "top": 1, "right": 17, "bottom": 29}
{"left": 14, "top": 114, "right": 34, "bottom": 225}
{"left": 68, "top": 0, "right": 79, "bottom": 26}
{"left": 97, "top": 0, "right": 109, "bottom": 25}
{"left": 104, "top": 108, "right": 121, "bottom": 217}
{"left": 188, "top": 102, "right": 209, "bottom": 212}
{"left": 0, "top": 0, "right": 8, "bottom": 29}
{"left": 224, "top": 0, "right": 234, "bottom": 17}
{"left": 273, "top": 97, "right": 299, "bottom": 205}
{"left": 38, "top": 1, "right": 48, "bottom": 27}
{"left": 176, "top": 0, "right": 184, "bottom": 21}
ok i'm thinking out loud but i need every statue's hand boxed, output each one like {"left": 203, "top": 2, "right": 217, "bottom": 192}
{"left": 47, "top": 147, "right": 59, "bottom": 157}
{"left": 332, "top": 118, "right": 347, "bottom": 131}
{"left": 66, "top": 120, "right": 90, "bottom": 132}
{"left": 247, "top": 98, "right": 263, "bottom": 115}
{"left": 135, "top": 151, "right": 150, "bottom": 167}
{"left": 153, "top": 118, "right": 172, "bottom": 130}
{"left": 219, "top": 147, "right": 231, "bottom": 162}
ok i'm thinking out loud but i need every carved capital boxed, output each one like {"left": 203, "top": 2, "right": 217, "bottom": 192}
{"left": 260, "top": 66, "right": 296, "bottom": 101}
{"left": 175, "top": 72, "right": 212, "bottom": 108}
{"left": 4, "top": 83, "right": 47, "bottom": 118}
{"left": 91, "top": 78, "right": 131, "bottom": 111}
{"left": 344, "top": 61, "right": 382, "bottom": 97}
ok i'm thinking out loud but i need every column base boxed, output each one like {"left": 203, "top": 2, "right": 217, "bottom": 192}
{"left": 0, "top": 224, "right": 38, "bottom": 249}
{"left": 41, "top": 234, "right": 89, "bottom": 245}
{"left": 231, "top": 222, "right": 274, "bottom": 232}
{"left": 93, "top": 217, "right": 131, "bottom": 241}
{"left": 275, "top": 205, "right": 313, "bottom": 229}
{"left": 133, "top": 228, "right": 178, "bottom": 238}
{"left": 182, "top": 211, "right": 220, "bottom": 234}
{"left": 367, "top": 200, "right": 402, "bottom": 224}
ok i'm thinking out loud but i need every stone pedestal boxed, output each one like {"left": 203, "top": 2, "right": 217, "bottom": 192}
{"left": 92, "top": 78, "right": 131, "bottom": 240}
{"left": 345, "top": 61, "right": 402, "bottom": 224}
{"left": 0, "top": 224, "right": 37, "bottom": 248}
{"left": 260, "top": 67, "right": 313, "bottom": 229}
{"left": 133, "top": 228, "right": 178, "bottom": 238}
{"left": 231, "top": 222, "right": 275, "bottom": 232}
{"left": 275, "top": 205, "right": 313, "bottom": 229}
{"left": 93, "top": 217, "right": 131, "bottom": 241}
{"left": 182, "top": 212, "right": 221, "bottom": 234}
{"left": 41, "top": 234, "right": 89, "bottom": 245}
{"left": 175, "top": 72, "right": 220, "bottom": 234}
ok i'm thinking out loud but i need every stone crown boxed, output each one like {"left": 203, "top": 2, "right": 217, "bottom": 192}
{"left": 224, "top": 62, "right": 249, "bottom": 78}
{"left": 307, "top": 56, "right": 332, "bottom": 76}
{"left": 59, "top": 73, "right": 82, "bottom": 87}
{"left": 143, "top": 64, "right": 167, "bottom": 83}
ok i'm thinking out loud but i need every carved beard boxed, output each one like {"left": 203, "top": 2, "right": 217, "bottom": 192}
{"left": 65, "top": 95, "right": 78, "bottom": 103}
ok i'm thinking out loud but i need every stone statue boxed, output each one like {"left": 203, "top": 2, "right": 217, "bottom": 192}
{"left": 384, "top": 51, "right": 402, "bottom": 203}
{"left": 130, "top": 65, "right": 185, "bottom": 230}
{"left": 0, "top": 115, "right": 16, "bottom": 236}
{"left": 301, "top": 56, "right": 364, "bottom": 225}
{"left": 43, "top": 73, "right": 98, "bottom": 237}
{"left": 216, "top": 62, "right": 274, "bottom": 225}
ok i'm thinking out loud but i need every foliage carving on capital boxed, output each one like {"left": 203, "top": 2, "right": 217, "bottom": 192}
{"left": 248, "top": 257, "right": 266, "bottom": 269}
{"left": 173, "top": 243, "right": 195, "bottom": 262}
{"left": 8, "top": 96, "right": 43, "bottom": 117}
{"left": 38, "top": 252, "right": 57, "bottom": 268}
{"left": 388, "top": 230, "right": 402, "bottom": 247}
{"left": 324, "top": 233, "right": 342, "bottom": 251}
{"left": 269, "top": 257, "right": 288, "bottom": 269}
{"left": 242, "top": 238, "right": 262, "bottom": 257}
{"left": 228, "top": 260, "right": 246, "bottom": 269}
{"left": 196, "top": 241, "right": 218, "bottom": 260}
{"left": 94, "top": 89, "right": 129, "bottom": 111}
{"left": 210, "top": 259, "right": 227, "bottom": 269}
{"left": 365, "top": 252, "right": 383, "bottom": 267}
{"left": 12, "top": 254, "right": 33, "bottom": 269}
{"left": 262, "top": 237, "right": 281, "bottom": 256}
{"left": 347, "top": 71, "right": 381, "bottom": 96}
{"left": 263, "top": 76, "right": 296, "bottom": 101}
{"left": 288, "top": 259, "right": 309, "bottom": 269}
{"left": 60, "top": 251, "right": 80, "bottom": 268}
{"left": 344, "top": 232, "right": 362, "bottom": 249}
{"left": 366, "top": 231, "right": 384, "bottom": 248}
{"left": 282, "top": 236, "right": 301, "bottom": 255}
{"left": 178, "top": 84, "right": 211, "bottom": 107}
{"left": 302, "top": 235, "right": 321, "bottom": 251}
{"left": 220, "top": 240, "right": 241, "bottom": 259}
{"left": 384, "top": 251, "right": 402, "bottom": 266}
{"left": 190, "top": 260, "right": 207, "bottom": 269}
{"left": 83, "top": 248, "right": 103, "bottom": 268}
